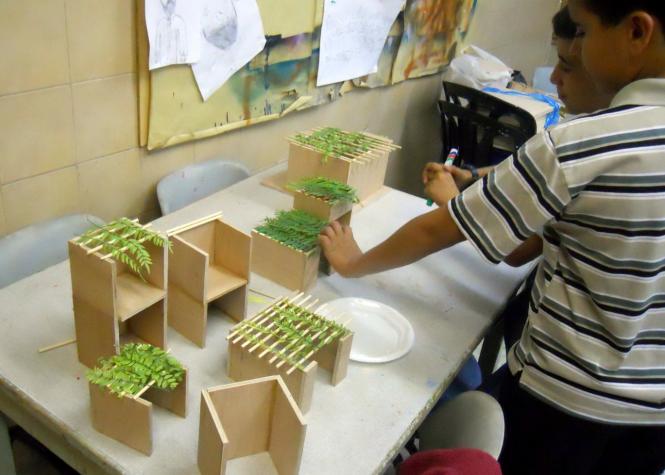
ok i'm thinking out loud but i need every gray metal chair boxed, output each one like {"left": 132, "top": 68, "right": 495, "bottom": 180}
{"left": 418, "top": 391, "right": 505, "bottom": 459}
{"left": 0, "top": 213, "right": 103, "bottom": 289}
{"left": 156, "top": 159, "right": 250, "bottom": 215}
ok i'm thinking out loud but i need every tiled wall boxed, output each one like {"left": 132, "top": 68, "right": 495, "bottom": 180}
{"left": 0, "top": 0, "right": 559, "bottom": 237}
{"left": 466, "top": 0, "right": 562, "bottom": 81}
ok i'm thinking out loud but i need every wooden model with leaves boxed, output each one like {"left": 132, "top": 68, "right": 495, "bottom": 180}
{"left": 251, "top": 210, "right": 328, "bottom": 291}
{"left": 198, "top": 376, "right": 306, "bottom": 475}
{"left": 288, "top": 176, "right": 357, "bottom": 226}
{"left": 68, "top": 218, "right": 169, "bottom": 368}
{"left": 287, "top": 127, "right": 400, "bottom": 202}
{"left": 167, "top": 213, "right": 251, "bottom": 348}
{"left": 87, "top": 343, "right": 187, "bottom": 455}
{"left": 226, "top": 293, "right": 353, "bottom": 413}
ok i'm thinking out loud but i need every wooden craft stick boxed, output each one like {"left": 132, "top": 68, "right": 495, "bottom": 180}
{"left": 78, "top": 219, "right": 140, "bottom": 246}
{"left": 240, "top": 295, "right": 314, "bottom": 348}
{"left": 86, "top": 223, "right": 153, "bottom": 255}
{"left": 133, "top": 380, "right": 155, "bottom": 400}
{"left": 249, "top": 298, "right": 319, "bottom": 353}
{"left": 226, "top": 291, "right": 302, "bottom": 340}
{"left": 38, "top": 337, "right": 76, "bottom": 353}
{"left": 166, "top": 212, "right": 223, "bottom": 236}
{"left": 248, "top": 287, "right": 277, "bottom": 300}
{"left": 285, "top": 139, "right": 356, "bottom": 164}
{"left": 258, "top": 302, "right": 321, "bottom": 359}
{"left": 239, "top": 295, "right": 314, "bottom": 347}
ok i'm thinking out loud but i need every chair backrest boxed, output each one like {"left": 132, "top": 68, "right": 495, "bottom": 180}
{"left": 0, "top": 214, "right": 103, "bottom": 289}
{"left": 440, "top": 81, "right": 537, "bottom": 167}
{"left": 157, "top": 159, "right": 250, "bottom": 215}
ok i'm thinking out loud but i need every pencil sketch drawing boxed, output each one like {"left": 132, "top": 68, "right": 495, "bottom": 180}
{"left": 202, "top": 0, "right": 239, "bottom": 50}
{"left": 152, "top": 0, "right": 188, "bottom": 66}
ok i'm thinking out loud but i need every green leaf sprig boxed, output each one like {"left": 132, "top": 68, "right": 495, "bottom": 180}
{"left": 255, "top": 210, "right": 328, "bottom": 253}
{"left": 86, "top": 343, "right": 185, "bottom": 397}
{"left": 287, "top": 177, "right": 359, "bottom": 205}
{"left": 77, "top": 217, "right": 172, "bottom": 278}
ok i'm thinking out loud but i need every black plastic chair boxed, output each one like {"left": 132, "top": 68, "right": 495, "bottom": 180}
{"left": 439, "top": 81, "right": 537, "bottom": 168}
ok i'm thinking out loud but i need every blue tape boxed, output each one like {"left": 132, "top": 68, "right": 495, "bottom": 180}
{"left": 482, "top": 87, "right": 561, "bottom": 129}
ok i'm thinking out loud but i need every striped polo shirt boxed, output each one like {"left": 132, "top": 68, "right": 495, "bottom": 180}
{"left": 449, "top": 78, "right": 665, "bottom": 425}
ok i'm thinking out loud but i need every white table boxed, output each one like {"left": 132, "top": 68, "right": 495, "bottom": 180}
{"left": 0, "top": 163, "right": 530, "bottom": 474}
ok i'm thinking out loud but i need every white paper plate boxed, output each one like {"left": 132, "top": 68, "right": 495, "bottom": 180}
{"left": 316, "top": 297, "right": 415, "bottom": 363}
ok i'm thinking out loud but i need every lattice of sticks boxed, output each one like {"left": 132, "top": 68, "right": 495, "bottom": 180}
{"left": 226, "top": 293, "right": 351, "bottom": 375}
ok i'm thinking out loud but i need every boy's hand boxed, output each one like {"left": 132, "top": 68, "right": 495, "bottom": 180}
{"left": 319, "top": 221, "right": 364, "bottom": 277}
{"left": 422, "top": 163, "right": 461, "bottom": 207}
{"left": 422, "top": 163, "right": 473, "bottom": 189}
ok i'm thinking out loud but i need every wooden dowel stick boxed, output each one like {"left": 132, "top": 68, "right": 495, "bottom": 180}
{"left": 86, "top": 223, "right": 153, "bottom": 255}
{"left": 240, "top": 295, "right": 314, "bottom": 347}
{"left": 258, "top": 303, "right": 321, "bottom": 359}
{"left": 227, "top": 291, "right": 303, "bottom": 340}
{"left": 38, "top": 337, "right": 76, "bottom": 353}
{"left": 78, "top": 219, "right": 139, "bottom": 246}
{"left": 133, "top": 380, "right": 155, "bottom": 400}
{"left": 248, "top": 287, "right": 277, "bottom": 300}
{"left": 166, "top": 212, "right": 223, "bottom": 236}
{"left": 249, "top": 299, "right": 319, "bottom": 353}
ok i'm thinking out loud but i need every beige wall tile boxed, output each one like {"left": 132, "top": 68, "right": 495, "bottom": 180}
{"left": 0, "top": 1, "right": 69, "bottom": 95}
{"left": 78, "top": 148, "right": 146, "bottom": 221}
{"left": 73, "top": 74, "right": 138, "bottom": 162}
{"left": 0, "top": 193, "right": 6, "bottom": 237}
{"left": 2, "top": 167, "right": 80, "bottom": 233}
{"left": 66, "top": 0, "right": 136, "bottom": 82}
{"left": 0, "top": 87, "right": 75, "bottom": 184}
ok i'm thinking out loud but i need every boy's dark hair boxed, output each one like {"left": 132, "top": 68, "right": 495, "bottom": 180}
{"left": 582, "top": 0, "right": 665, "bottom": 28}
{"left": 552, "top": 7, "right": 576, "bottom": 40}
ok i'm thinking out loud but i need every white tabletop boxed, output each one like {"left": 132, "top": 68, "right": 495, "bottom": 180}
{"left": 0, "top": 162, "right": 530, "bottom": 475}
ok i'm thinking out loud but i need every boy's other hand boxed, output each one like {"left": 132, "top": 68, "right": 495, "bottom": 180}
{"left": 319, "top": 221, "right": 363, "bottom": 277}
{"left": 422, "top": 164, "right": 461, "bottom": 207}
{"left": 422, "top": 163, "right": 472, "bottom": 189}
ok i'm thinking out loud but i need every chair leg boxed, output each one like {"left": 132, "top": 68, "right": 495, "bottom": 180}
{"left": 0, "top": 413, "right": 16, "bottom": 475}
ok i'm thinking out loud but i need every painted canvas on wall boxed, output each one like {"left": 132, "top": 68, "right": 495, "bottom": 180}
{"left": 140, "top": 0, "right": 476, "bottom": 149}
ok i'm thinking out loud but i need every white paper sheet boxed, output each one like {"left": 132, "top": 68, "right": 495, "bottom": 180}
{"left": 192, "top": 0, "right": 266, "bottom": 101}
{"left": 146, "top": 0, "right": 203, "bottom": 70}
{"left": 317, "top": 0, "right": 404, "bottom": 87}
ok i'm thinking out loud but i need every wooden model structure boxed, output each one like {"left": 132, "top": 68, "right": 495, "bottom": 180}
{"left": 198, "top": 376, "right": 306, "bottom": 475}
{"left": 251, "top": 210, "right": 327, "bottom": 291}
{"left": 226, "top": 293, "right": 352, "bottom": 413}
{"left": 167, "top": 213, "right": 251, "bottom": 347}
{"left": 68, "top": 218, "right": 168, "bottom": 368}
{"left": 289, "top": 177, "right": 359, "bottom": 275}
{"left": 87, "top": 343, "right": 187, "bottom": 455}
{"left": 287, "top": 127, "right": 400, "bottom": 202}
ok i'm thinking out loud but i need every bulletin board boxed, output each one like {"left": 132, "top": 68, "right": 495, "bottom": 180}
{"left": 137, "top": 0, "right": 476, "bottom": 150}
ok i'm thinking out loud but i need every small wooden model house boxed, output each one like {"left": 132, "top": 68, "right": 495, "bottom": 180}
{"left": 226, "top": 293, "right": 353, "bottom": 413}
{"left": 286, "top": 127, "right": 400, "bottom": 202}
{"left": 68, "top": 218, "right": 169, "bottom": 368}
{"left": 167, "top": 214, "right": 251, "bottom": 347}
{"left": 251, "top": 210, "right": 327, "bottom": 291}
{"left": 198, "top": 376, "right": 306, "bottom": 475}
{"left": 87, "top": 343, "right": 187, "bottom": 455}
{"left": 289, "top": 177, "right": 359, "bottom": 274}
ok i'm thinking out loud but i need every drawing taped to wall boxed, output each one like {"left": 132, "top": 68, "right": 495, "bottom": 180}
{"left": 146, "top": 0, "right": 203, "bottom": 70}
{"left": 202, "top": 0, "right": 239, "bottom": 50}
{"left": 192, "top": 0, "right": 267, "bottom": 101}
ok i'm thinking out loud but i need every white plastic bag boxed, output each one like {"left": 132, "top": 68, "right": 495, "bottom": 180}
{"left": 442, "top": 45, "right": 513, "bottom": 90}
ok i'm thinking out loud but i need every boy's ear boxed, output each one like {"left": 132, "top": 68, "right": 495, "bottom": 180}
{"left": 625, "top": 12, "right": 657, "bottom": 53}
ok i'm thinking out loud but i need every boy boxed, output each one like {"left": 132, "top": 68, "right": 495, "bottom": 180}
{"left": 320, "top": 1, "right": 665, "bottom": 473}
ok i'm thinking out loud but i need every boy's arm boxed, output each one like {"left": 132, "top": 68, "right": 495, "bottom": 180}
{"left": 320, "top": 203, "right": 465, "bottom": 278}
{"left": 504, "top": 235, "right": 543, "bottom": 267}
